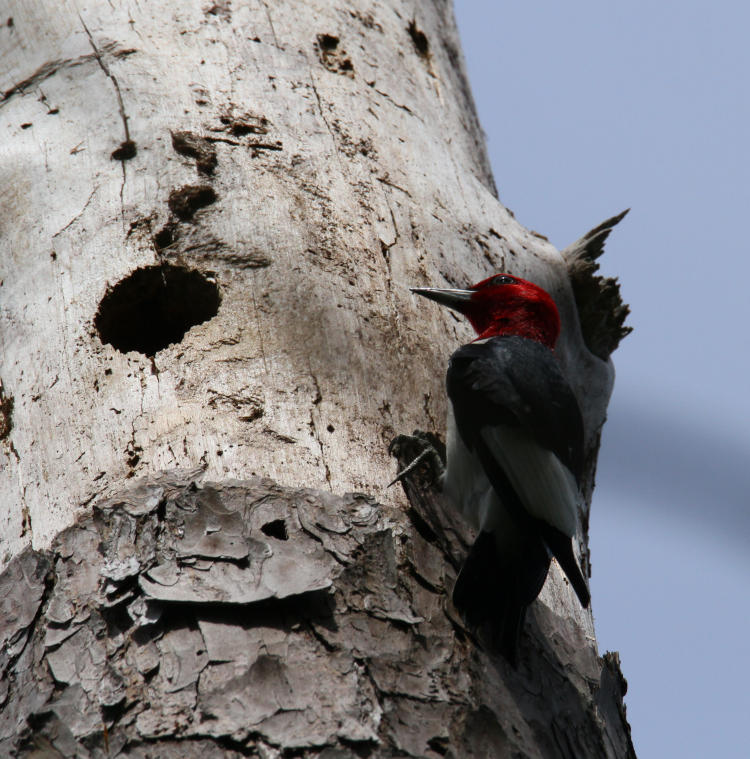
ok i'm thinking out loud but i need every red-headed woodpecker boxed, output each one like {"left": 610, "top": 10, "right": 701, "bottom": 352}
{"left": 412, "top": 273, "right": 590, "bottom": 661}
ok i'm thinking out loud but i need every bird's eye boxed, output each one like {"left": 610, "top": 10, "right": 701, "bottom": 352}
{"left": 490, "top": 275, "right": 515, "bottom": 286}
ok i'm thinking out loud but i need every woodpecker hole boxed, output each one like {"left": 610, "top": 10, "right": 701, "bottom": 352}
{"left": 219, "top": 113, "right": 269, "bottom": 136}
{"left": 0, "top": 389, "right": 14, "bottom": 440}
{"left": 171, "top": 130, "right": 217, "bottom": 175}
{"left": 168, "top": 185, "right": 217, "bottom": 221}
{"left": 230, "top": 121, "right": 257, "bottom": 136}
{"left": 407, "top": 20, "right": 430, "bottom": 59}
{"left": 95, "top": 264, "right": 220, "bottom": 356}
{"left": 322, "top": 34, "right": 342, "bottom": 52}
{"left": 260, "top": 519, "right": 288, "bottom": 541}
{"left": 111, "top": 140, "right": 137, "bottom": 161}
{"left": 153, "top": 223, "right": 178, "bottom": 252}
{"left": 317, "top": 34, "right": 354, "bottom": 76}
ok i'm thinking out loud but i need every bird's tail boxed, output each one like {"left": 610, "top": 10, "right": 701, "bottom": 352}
{"left": 538, "top": 523, "right": 591, "bottom": 608}
{"left": 453, "top": 530, "right": 550, "bottom": 665}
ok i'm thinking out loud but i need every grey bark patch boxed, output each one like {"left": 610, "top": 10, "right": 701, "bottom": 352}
{"left": 157, "top": 625, "right": 209, "bottom": 693}
{"left": 0, "top": 549, "right": 50, "bottom": 652}
{"left": 139, "top": 548, "right": 334, "bottom": 604}
{"left": 48, "top": 683, "right": 101, "bottom": 737}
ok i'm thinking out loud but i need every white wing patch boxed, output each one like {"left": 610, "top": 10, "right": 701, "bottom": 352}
{"left": 480, "top": 425, "right": 580, "bottom": 537}
{"left": 444, "top": 410, "right": 518, "bottom": 539}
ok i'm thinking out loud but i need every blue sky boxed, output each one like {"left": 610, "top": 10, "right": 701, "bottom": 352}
{"left": 454, "top": 2, "right": 750, "bottom": 756}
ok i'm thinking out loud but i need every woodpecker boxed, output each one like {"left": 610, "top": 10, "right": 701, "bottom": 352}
{"left": 411, "top": 273, "right": 590, "bottom": 661}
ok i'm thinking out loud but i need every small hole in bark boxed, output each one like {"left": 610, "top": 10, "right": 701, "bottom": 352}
{"left": 260, "top": 519, "right": 288, "bottom": 541}
{"left": 156, "top": 498, "right": 167, "bottom": 521}
{"left": 171, "top": 130, "right": 217, "bottom": 175}
{"left": 101, "top": 593, "right": 135, "bottom": 634}
{"left": 231, "top": 123, "right": 252, "bottom": 136}
{"left": 407, "top": 20, "right": 430, "bottom": 58}
{"left": 101, "top": 700, "right": 128, "bottom": 724}
{"left": 25, "top": 711, "right": 53, "bottom": 736}
{"left": 230, "top": 120, "right": 265, "bottom": 136}
{"left": 326, "top": 424, "right": 335, "bottom": 433}
{"left": 339, "top": 739, "right": 376, "bottom": 758}
{"left": 168, "top": 184, "right": 217, "bottom": 221}
{"left": 153, "top": 223, "right": 178, "bottom": 252}
{"left": 95, "top": 264, "right": 221, "bottom": 356}
{"left": 316, "top": 33, "right": 354, "bottom": 76}
{"left": 111, "top": 140, "right": 137, "bottom": 161}
{"left": 427, "top": 737, "right": 449, "bottom": 756}
{"left": 0, "top": 390, "right": 14, "bottom": 439}
{"left": 318, "top": 33, "right": 339, "bottom": 50}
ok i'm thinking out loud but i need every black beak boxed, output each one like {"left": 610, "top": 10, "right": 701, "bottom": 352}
{"left": 410, "top": 287, "right": 473, "bottom": 313}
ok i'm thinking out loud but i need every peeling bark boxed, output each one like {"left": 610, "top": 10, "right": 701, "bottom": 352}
{"left": 0, "top": 472, "right": 634, "bottom": 758}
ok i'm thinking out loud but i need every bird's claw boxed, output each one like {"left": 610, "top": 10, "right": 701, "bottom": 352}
{"left": 388, "top": 430, "right": 446, "bottom": 488}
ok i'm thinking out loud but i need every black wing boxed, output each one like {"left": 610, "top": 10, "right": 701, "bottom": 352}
{"left": 446, "top": 335, "right": 584, "bottom": 483}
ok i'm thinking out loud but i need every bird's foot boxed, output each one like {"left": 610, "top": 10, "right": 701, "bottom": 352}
{"left": 388, "top": 430, "right": 446, "bottom": 487}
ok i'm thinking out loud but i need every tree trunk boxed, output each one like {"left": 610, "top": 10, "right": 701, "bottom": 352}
{"left": 0, "top": 1, "right": 635, "bottom": 757}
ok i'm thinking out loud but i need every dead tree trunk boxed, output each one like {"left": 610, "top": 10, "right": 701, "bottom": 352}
{"left": 0, "top": 1, "right": 635, "bottom": 756}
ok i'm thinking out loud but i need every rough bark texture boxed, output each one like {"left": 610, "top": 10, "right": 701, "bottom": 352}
{"left": 0, "top": 470, "right": 634, "bottom": 758}
{"left": 1, "top": 1, "right": 635, "bottom": 757}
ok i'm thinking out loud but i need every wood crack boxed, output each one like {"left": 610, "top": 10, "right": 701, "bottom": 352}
{"left": 52, "top": 186, "right": 99, "bottom": 239}
{"left": 369, "top": 84, "right": 417, "bottom": 117}
{"left": 0, "top": 42, "right": 132, "bottom": 105}
{"left": 307, "top": 69, "right": 345, "bottom": 172}
{"left": 79, "top": 16, "right": 132, "bottom": 148}
{"left": 308, "top": 371, "right": 332, "bottom": 490}
{"left": 378, "top": 190, "right": 406, "bottom": 358}
{"left": 260, "top": 0, "right": 281, "bottom": 49}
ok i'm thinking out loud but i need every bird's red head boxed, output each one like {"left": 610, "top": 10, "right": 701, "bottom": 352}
{"left": 411, "top": 273, "right": 561, "bottom": 349}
